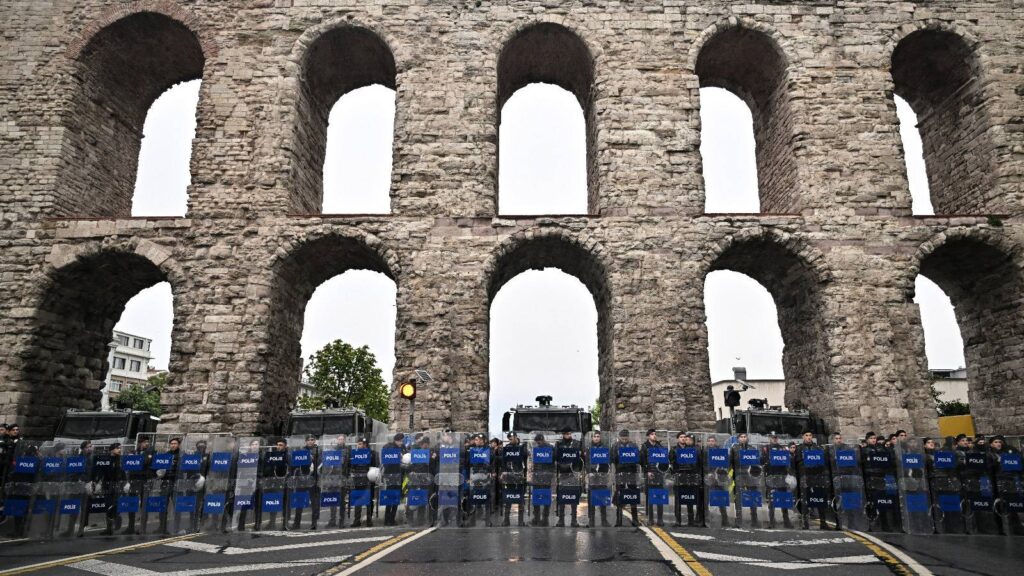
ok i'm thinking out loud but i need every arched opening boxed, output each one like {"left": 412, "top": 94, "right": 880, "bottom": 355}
{"left": 498, "top": 83, "right": 587, "bottom": 215}
{"left": 497, "top": 23, "right": 595, "bottom": 215}
{"left": 291, "top": 27, "right": 396, "bottom": 214}
{"left": 132, "top": 80, "right": 201, "bottom": 217}
{"left": 892, "top": 29, "right": 993, "bottom": 214}
{"left": 913, "top": 275, "right": 967, "bottom": 407}
{"left": 699, "top": 87, "right": 759, "bottom": 213}
{"left": 266, "top": 236, "right": 397, "bottom": 434}
{"left": 916, "top": 237, "right": 1023, "bottom": 433}
{"left": 894, "top": 95, "right": 933, "bottom": 215}
{"left": 703, "top": 271, "right": 784, "bottom": 421}
{"left": 322, "top": 85, "right": 396, "bottom": 214}
{"left": 487, "top": 236, "right": 612, "bottom": 431}
{"left": 705, "top": 238, "right": 833, "bottom": 427}
{"left": 21, "top": 251, "right": 174, "bottom": 435}
{"left": 489, "top": 269, "right": 598, "bottom": 435}
{"left": 59, "top": 12, "right": 205, "bottom": 218}
{"left": 696, "top": 26, "right": 798, "bottom": 214}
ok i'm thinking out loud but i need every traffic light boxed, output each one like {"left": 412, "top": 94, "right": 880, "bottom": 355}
{"left": 399, "top": 380, "right": 416, "bottom": 400}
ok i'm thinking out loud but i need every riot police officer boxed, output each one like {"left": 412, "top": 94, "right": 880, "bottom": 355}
{"left": 499, "top": 432, "right": 527, "bottom": 527}
{"left": 121, "top": 436, "right": 152, "bottom": 535}
{"left": 670, "top": 432, "right": 702, "bottom": 527}
{"left": 730, "top": 432, "right": 761, "bottom": 527}
{"left": 989, "top": 435, "right": 1023, "bottom": 535}
{"left": 862, "top": 431, "right": 899, "bottom": 532}
{"left": 260, "top": 439, "right": 288, "bottom": 531}
{"left": 325, "top": 434, "right": 349, "bottom": 528}
{"left": 641, "top": 429, "right": 666, "bottom": 526}
{"left": 613, "top": 430, "right": 640, "bottom": 527}
{"left": 555, "top": 428, "right": 583, "bottom": 527}
{"left": 406, "top": 434, "right": 436, "bottom": 527}
{"left": 95, "top": 443, "right": 122, "bottom": 535}
{"left": 586, "top": 430, "right": 612, "bottom": 528}
{"left": 350, "top": 437, "right": 377, "bottom": 528}
{"left": 530, "top": 433, "right": 553, "bottom": 526}
{"left": 466, "top": 433, "right": 494, "bottom": 526}
{"left": 795, "top": 431, "right": 829, "bottom": 530}
{"left": 290, "top": 434, "right": 320, "bottom": 530}
{"left": 763, "top": 433, "right": 794, "bottom": 528}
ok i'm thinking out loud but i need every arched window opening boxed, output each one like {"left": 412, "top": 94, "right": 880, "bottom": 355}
{"left": 699, "top": 87, "right": 759, "bottom": 213}
{"left": 895, "top": 95, "right": 933, "bottom": 215}
{"left": 498, "top": 83, "right": 587, "bottom": 215}
{"left": 60, "top": 12, "right": 205, "bottom": 218}
{"left": 696, "top": 26, "right": 798, "bottom": 214}
{"left": 489, "top": 269, "right": 599, "bottom": 435}
{"left": 132, "top": 80, "right": 201, "bottom": 217}
{"left": 704, "top": 271, "right": 784, "bottom": 421}
{"left": 322, "top": 85, "right": 396, "bottom": 214}
{"left": 913, "top": 275, "right": 967, "bottom": 406}
{"left": 298, "top": 271, "right": 397, "bottom": 409}
{"left": 110, "top": 282, "right": 174, "bottom": 409}
{"left": 916, "top": 238, "right": 1022, "bottom": 433}
{"left": 892, "top": 30, "right": 992, "bottom": 214}
{"left": 22, "top": 252, "right": 174, "bottom": 435}
{"left": 266, "top": 236, "right": 396, "bottom": 434}
{"left": 293, "top": 27, "right": 396, "bottom": 213}
{"left": 497, "top": 23, "right": 595, "bottom": 215}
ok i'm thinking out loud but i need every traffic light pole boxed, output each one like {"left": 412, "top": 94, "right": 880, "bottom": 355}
{"left": 408, "top": 398, "right": 415, "bottom": 430}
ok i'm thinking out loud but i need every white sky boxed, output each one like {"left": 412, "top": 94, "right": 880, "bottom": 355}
{"left": 116, "top": 81, "right": 965, "bottom": 433}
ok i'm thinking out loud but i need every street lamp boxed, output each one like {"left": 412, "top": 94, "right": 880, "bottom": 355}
{"left": 401, "top": 369, "right": 432, "bottom": 430}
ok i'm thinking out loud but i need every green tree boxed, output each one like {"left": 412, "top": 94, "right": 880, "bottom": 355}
{"left": 116, "top": 371, "right": 165, "bottom": 415}
{"left": 297, "top": 340, "right": 389, "bottom": 421}
{"left": 931, "top": 382, "right": 970, "bottom": 417}
{"left": 590, "top": 397, "right": 601, "bottom": 430}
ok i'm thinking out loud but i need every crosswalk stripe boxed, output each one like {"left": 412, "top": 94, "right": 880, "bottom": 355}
{"left": 670, "top": 532, "right": 856, "bottom": 547}
{"left": 164, "top": 535, "right": 390, "bottom": 555}
{"left": 69, "top": 556, "right": 352, "bottom": 576}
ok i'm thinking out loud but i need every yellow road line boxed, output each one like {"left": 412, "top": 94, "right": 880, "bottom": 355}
{"left": 845, "top": 530, "right": 916, "bottom": 576}
{"left": 649, "top": 526, "right": 713, "bottom": 576}
{"left": 0, "top": 533, "right": 199, "bottom": 576}
{"left": 316, "top": 530, "right": 421, "bottom": 576}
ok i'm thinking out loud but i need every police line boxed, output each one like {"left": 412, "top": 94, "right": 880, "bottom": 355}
{"left": 1, "top": 430, "right": 1022, "bottom": 539}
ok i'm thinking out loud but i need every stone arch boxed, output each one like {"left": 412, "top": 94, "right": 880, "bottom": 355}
{"left": 908, "top": 230, "right": 1024, "bottom": 433}
{"left": 484, "top": 230, "right": 614, "bottom": 428}
{"left": 700, "top": 229, "right": 835, "bottom": 427}
{"left": 19, "top": 242, "right": 182, "bottom": 434}
{"left": 889, "top": 23, "right": 995, "bottom": 214}
{"left": 286, "top": 23, "right": 398, "bottom": 214}
{"left": 497, "top": 22, "right": 598, "bottom": 214}
{"left": 57, "top": 9, "right": 206, "bottom": 218}
{"left": 691, "top": 19, "right": 801, "bottom": 214}
{"left": 263, "top": 231, "right": 399, "bottom": 434}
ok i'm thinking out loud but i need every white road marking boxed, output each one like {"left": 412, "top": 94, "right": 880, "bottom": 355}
{"left": 164, "top": 535, "right": 390, "bottom": 555}
{"left": 848, "top": 530, "right": 936, "bottom": 576}
{"left": 693, "top": 550, "right": 879, "bottom": 571}
{"left": 69, "top": 556, "right": 351, "bottom": 576}
{"left": 333, "top": 527, "right": 436, "bottom": 576}
{"left": 256, "top": 527, "right": 393, "bottom": 538}
{"left": 639, "top": 527, "right": 699, "bottom": 576}
{"left": 671, "top": 532, "right": 856, "bottom": 547}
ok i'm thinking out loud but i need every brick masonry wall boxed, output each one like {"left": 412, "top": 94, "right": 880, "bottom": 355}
{"left": 0, "top": 1, "right": 1022, "bottom": 439}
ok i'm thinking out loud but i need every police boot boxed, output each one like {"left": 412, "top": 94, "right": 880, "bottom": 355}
{"left": 656, "top": 506, "right": 664, "bottom": 526}
{"left": 502, "top": 506, "right": 511, "bottom": 527}
{"left": 570, "top": 505, "right": 580, "bottom": 527}
{"left": 782, "top": 509, "right": 793, "bottom": 529}
{"left": 631, "top": 505, "right": 640, "bottom": 527}
{"left": 366, "top": 509, "right": 373, "bottom": 528}
{"left": 530, "top": 506, "right": 540, "bottom": 526}
{"left": 518, "top": 506, "right": 526, "bottom": 527}
{"left": 601, "top": 507, "right": 610, "bottom": 527}
{"left": 352, "top": 509, "right": 362, "bottom": 528}
{"left": 615, "top": 507, "right": 623, "bottom": 527}
{"left": 122, "top": 513, "right": 137, "bottom": 535}
{"left": 750, "top": 508, "right": 758, "bottom": 525}
{"left": 734, "top": 507, "right": 743, "bottom": 528}
{"left": 720, "top": 508, "right": 728, "bottom": 528}
{"left": 555, "top": 505, "right": 565, "bottom": 527}
{"left": 543, "top": 507, "right": 550, "bottom": 526}
{"left": 588, "top": 505, "right": 595, "bottom": 528}
{"left": 769, "top": 509, "right": 776, "bottom": 529}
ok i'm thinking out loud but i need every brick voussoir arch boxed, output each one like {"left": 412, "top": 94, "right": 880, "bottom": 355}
{"left": 904, "top": 227, "right": 1024, "bottom": 300}
{"left": 286, "top": 17, "right": 404, "bottom": 81}
{"left": 685, "top": 16, "right": 793, "bottom": 76}
{"left": 699, "top": 227, "right": 832, "bottom": 286}
{"left": 484, "top": 228, "right": 612, "bottom": 302}
{"left": 494, "top": 17, "right": 603, "bottom": 69}
{"left": 270, "top": 227, "right": 402, "bottom": 282}
{"left": 65, "top": 0, "right": 218, "bottom": 61}
{"left": 884, "top": 19, "right": 983, "bottom": 68}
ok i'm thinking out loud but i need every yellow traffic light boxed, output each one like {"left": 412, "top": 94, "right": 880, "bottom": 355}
{"left": 399, "top": 381, "right": 416, "bottom": 400}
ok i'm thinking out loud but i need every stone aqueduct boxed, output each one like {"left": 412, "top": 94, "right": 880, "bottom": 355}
{"left": 1, "top": 1, "right": 1022, "bottom": 438}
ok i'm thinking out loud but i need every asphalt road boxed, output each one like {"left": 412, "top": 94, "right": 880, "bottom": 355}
{"left": 1, "top": 511, "right": 1022, "bottom": 575}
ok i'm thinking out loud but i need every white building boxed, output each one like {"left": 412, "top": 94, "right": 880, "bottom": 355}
{"left": 931, "top": 367, "right": 969, "bottom": 403}
{"left": 105, "top": 330, "right": 155, "bottom": 402}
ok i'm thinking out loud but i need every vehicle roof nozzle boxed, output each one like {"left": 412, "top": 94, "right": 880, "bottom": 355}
{"left": 535, "top": 395, "right": 553, "bottom": 407}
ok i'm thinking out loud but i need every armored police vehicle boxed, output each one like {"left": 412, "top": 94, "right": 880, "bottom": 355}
{"left": 285, "top": 408, "right": 388, "bottom": 442}
{"left": 501, "top": 396, "right": 594, "bottom": 436}
{"left": 53, "top": 408, "right": 160, "bottom": 447}
{"left": 715, "top": 405, "right": 828, "bottom": 441}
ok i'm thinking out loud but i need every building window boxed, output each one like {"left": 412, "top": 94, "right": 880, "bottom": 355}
{"left": 129, "top": 360, "right": 142, "bottom": 372}
{"left": 109, "top": 381, "right": 122, "bottom": 392}
{"left": 133, "top": 338, "right": 145, "bottom": 349}
{"left": 113, "top": 357, "right": 126, "bottom": 369}
{"left": 117, "top": 335, "right": 129, "bottom": 346}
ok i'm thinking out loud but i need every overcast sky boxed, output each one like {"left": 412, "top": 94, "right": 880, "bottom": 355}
{"left": 117, "top": 80, "right": 964, "bottom": 434}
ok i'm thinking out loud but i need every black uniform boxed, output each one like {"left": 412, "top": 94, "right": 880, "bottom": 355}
{"left": 862, "top": 443, "right": 900, "bottom": 532}
{"left": 499, "top": 440, "right": 527, "bottom": 526}
{"left": 406, "top": 441, "right": 436, "bottom": 527}
{"left": 795, "top": 441, "right": 829, "bottom": 530}
{"left": 763, "top": 442, "right": 793, "bottom": 528}
{"left": 612, "top": 437, "right": 641, "bottom": 527}
{"left": 730, "top": 440, "right": 761, "bottom": 527}
{"left": 380, "top": 441, "right": 406, "bottom": 526}
{"left": 260, "top": 446, "right": 288, "bottom": 530}
{"left": 669, "top": 441, "right": 702, "bottom": 527}
{"left": 586, "top": 439, "right": 612, "bottom": 527}
{"left": 91, "top": 450, "right": 121, "bottom": 535}
{"left": 350, "top": 446, "right": 378, "bottom": 528}
{"left": 120, "top": 446, "right": 152, "bottom": 535}
{"left": 641, "top": 438, "right": 667, "bottom": 526}
{"left": 325, "top": 442, "right": 350, "bottom": 528}
{"left": 466, "top": 439, "right": 495, "bottom": 526}
{"left": 992, "top": 441, "right": 1023, "bottom": 535}
{"left": 555, "top": 437, "right": 583, "bottom": 527}
{"left": 531, "top": 439, "right": 554, "bottom": 526}
{"left": 288, "top": 443, "right": 320, "bottom": 530}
